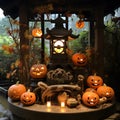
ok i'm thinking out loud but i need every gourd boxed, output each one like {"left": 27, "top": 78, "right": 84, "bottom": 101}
{"left": 8, "top": 81, "right": 26, "bottom": 101}
{"left": 32, "top": 28, "right": 42, "bottom": 37}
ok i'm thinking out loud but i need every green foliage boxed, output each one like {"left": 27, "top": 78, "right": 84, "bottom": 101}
{"left": 68, "top": 31, "right": 88, "bottom": 53}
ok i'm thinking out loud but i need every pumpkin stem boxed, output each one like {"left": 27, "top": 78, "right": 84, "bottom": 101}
{"left": 94, "top": 73, "right": 97, "bottom": 76}
{"left": 16, "top": 81, "right": 20, "bottom": 85}
{"left": 27, "top": 89, "right": 31, "bottom": 92}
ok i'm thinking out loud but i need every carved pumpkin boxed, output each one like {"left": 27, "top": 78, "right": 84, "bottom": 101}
{"left": 30, "top": 64, "right": 47, "bottom": 79}
{"left": 97, "top": 85, "right": 115, "bottom": 100}
{"left": 75, "top": 20, "right": 85, "bottom": 29}
{"left": 32, "top": 28, "right": 42, "bottom": 37}
{"left": 87, "top": 74, "right": 103, "bottom": 89}
{"left": 72, "top": 53, "right": 87, "bottom": 66}
{"left": 20, "top": 89, "right": 36, "bottom": 105}
{"left": 8, "top": 81, "right": 26, "bottom": 101}
{"left": 85, "top": 88, "right": 97, "bottom": 93}
{"left": 82, "top": 91, "right": 99, "bottom": 107}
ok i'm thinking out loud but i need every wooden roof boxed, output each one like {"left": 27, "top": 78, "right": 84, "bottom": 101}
{"left": 0, "top": 0, "right": 120, "bottom": 19}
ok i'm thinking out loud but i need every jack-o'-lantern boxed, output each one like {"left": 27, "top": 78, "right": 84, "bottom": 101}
{"left": 32, "top": 28, "right": 42, "bottom": 37}
{"left": 82, "top": 91, "right": 99, "bottom": 107}
{"left": 30, "top": 64, "right": 47, "bottom": 79}
{"left": 72, "top": 53, "right": 87, "bottom": 66}
{"left": 20, "top": 89, "right": 36, "bottom": 105}
{"left": 8, "top": 81, "right": 26, "bottom": 101}
{"left": 75, "top": 20, "right": 85, "bottom": 29}
{"left": 97, "top": 85, "right": 115, "bottom": 100}
{"left": 87, "top": 74, "right": 103, "bottom": 89}
{"left": 85, "top": 88, "right": 97, "bottom": 93}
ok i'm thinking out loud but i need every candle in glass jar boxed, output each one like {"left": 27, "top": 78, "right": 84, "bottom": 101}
{"left": 47, "top": 101, "right": 51, "bottom": 108}
{"left": 61, "top": 102, "right": 65, "bottom": 108}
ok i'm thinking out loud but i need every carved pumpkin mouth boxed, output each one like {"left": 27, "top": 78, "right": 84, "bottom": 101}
{"left": 77, "top": 61, "right": 86, "bottom": 64}
{"left": 92, "top": 83, "right": 99, "bottom": 86}
{"left": 87, "top": 100, "right": 97, "bottom": 105}
{"left": 23, "top": 99, "right": 32, "bottom": 103}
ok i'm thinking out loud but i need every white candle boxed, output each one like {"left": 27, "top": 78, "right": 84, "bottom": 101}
{"left": 47, "top": 101, "right": 51, "bottom": 108}
{"left": 61, "top": 102, "right": 65, "bottom": 108}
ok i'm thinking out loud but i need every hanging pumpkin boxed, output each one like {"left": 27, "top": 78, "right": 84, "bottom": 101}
{"left": 20, "top": 89, "right": 36, "bottom": 105}
{"left": 72, "top": 53, "right": 87, "bottom": 66}
{"left": 32, "top": 28, "right": 42, "bottom": 37}
{"left": 82, "top": 91, "right": 99, "bottom": 107}
{"left": 75, "top": 20, "right": 85, "bottom": 29}
{"left": 30, "top": 64, "right": 47, "bottom": 79}
{"left": 97, "top": 85, "right": 115, "bottom": 100}
{"left": 8, "top": 81, "right": 26, "bottom": 101}
{"left": 87, "top": 74, "right": 103, "bottom": 89}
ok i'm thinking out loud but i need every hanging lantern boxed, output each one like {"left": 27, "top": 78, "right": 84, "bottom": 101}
{"left": 75, "top": 20, "right": 85, "bottom": 29}
{"left": 32, "top": 28, "right": 42, "bottom": 37}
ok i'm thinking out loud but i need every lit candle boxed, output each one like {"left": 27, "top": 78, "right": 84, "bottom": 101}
{"left": 47, "top": 101, "right": 51, "bottom": 108}
{"left": 61, "top": 102, "right": 65, "bottom": 108}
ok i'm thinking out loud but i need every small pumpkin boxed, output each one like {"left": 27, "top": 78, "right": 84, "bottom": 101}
{"left": 97, "top": 85, "right": 115, "bottom": 100}
{"left": 20, "top": 89, "right": 36, "bottom": 105}
{"left": 75, "top": 20, "right": 85, "bottom": 29}
{"left": 85, "top": 88, "right": 97, "bottom": 93}
{"left": 72, "top": 53, "right": 87, "bottom": 66}
{"left": 87, "top": 74, "right": 103, "bottom": 89}
{"left": 30, "top": 64, "right": 47, "bottom": 79}
{"left": 82, "top": 91, "right": 99, "bottom": 107}
{"left": 8, "top": 81, "right": 26, "bottom": 101}
{"left": 32, "top": 28, "right": 42, "bottom": 37}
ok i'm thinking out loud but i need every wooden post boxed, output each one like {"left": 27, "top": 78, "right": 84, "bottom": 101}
{"left": 19, "top": 1, "right": 30, "bottom": 86}
{"left": 94, "top": 7, "right": 104, "bottom": 76}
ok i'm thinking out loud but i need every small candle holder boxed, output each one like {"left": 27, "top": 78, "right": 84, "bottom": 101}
{"left": 47, "top": 101, "right": 51, "bottom": 108}
{"left": 60, "top": 102, "right": 65, "bottom": 108}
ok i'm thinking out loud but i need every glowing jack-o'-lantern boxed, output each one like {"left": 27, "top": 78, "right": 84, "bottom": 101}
{"left": 30, "top": 64, "right": 47, "bottom": 79}
{"left": 97, "top": 85, "right": 115, "bottom": 100}
{"left": 75, "top": 20, "right": 85, "bottom": 29}
{"left": 20, "top": 89, "right": 36, "bottom": 105}
{"left": 82, "top": 91, "right": 99, "bottom": 107}
{"left": 87, "top": 74, "right": 103, "bottom": 89}
{"left": 32, "top": 28, "right": 42, "bottom": 37}
{"left": 8, "top": 81, "right": 26, "bottom": 101}
{"left": 72, "top": 53, "right": 87, "bottom": 66}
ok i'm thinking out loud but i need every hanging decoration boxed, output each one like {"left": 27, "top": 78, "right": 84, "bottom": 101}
{"left": 32, "top": 28, "right": 42, "bottom": 37}
{"left": 75, "top": 20, "right": 85, "bottom": 29}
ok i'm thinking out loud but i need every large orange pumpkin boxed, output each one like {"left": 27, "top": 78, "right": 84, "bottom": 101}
{"left": 82, "top": 91, "right": 99, "bottom": 107}
{"left": 32, "top": 28, "right": 42, "bottom": 37}
{"left": 72, "top": 53, "right": 87, "bottom": 66}
{"left": 20, "top": 89, "right": 36, "bottom": 105}
{"left": 97, "top": 85, "right": 115, "bottom": 100}
{"left": 30, "top": 64, "right": 47, "bottom": 79}
{"left": 8, "top": 81, "right": 26, "bottom": 101}
{"left": 87, "top": 74, "right": 103, "bottom": 89}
